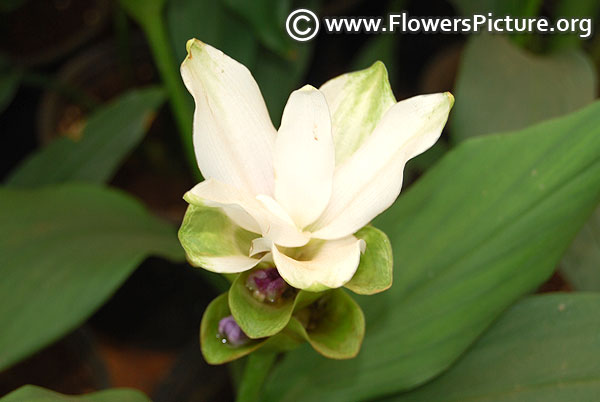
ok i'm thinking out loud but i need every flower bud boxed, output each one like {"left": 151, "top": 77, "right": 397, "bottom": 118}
{"left": 246, "top": 267, "right": 289, "bottom": 303}
{"left": 218, "top": 315, "right": 248, "bottom": 346}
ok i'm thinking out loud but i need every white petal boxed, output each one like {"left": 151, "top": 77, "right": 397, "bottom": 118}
{"left": 197, "top": 255, "right": 266, "bottom": 274}
{"left": 185, "top": 179, "right": 310, "bottom": 248}
{"left": 272, "top": 236, "right": 365, "bottom": 291}
{"left": 320, "top": 62, "right": 396, "bottom": 165}
{"left": 185, "top": 178, "right": 262, "bottom": 234}
{"left": 255, "top": 195, "right": 312, "bottom": 247}
{"left": 312, "top": 92, "right": 454, "bottom": 239}
{"left": 274, "top": 85, "right": 335, "bottom": 228}
{"left": 250, "top": 237, "right": 272, "bottom": 257}
{"left": 181, "top": 39, "right": 276, "bottom": 195}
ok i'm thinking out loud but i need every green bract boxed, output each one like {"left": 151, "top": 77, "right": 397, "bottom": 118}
{"left": 345, "top": 226, "right": 393, "bottom": 295}
{"left": 229, "top": 270, "right": 300, "bottom": 338}
{"left": 201, "top": 289, "right": 365, "bottom": 363}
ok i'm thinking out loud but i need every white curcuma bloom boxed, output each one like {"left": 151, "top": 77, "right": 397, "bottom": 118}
{"left": 179, "top": 39, "right": 453, "bottom": 292}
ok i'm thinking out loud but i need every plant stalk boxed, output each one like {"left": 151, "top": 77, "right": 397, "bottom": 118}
{"left": 118, "top": 0, "right": 199, "bottom": 178}
{"left": 236, "top": 352, "right": 277, "bottom": 402}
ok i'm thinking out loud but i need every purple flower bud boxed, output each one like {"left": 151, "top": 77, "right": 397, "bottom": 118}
{"left": 246, "top": 268, "right": 289, "bottom": 303}
{"left": 218, "top": 315, "right": 248, "bottom": 346}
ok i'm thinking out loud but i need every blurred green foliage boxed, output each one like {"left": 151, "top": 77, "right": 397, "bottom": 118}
{"left": 0, "top": 385, "right": 151, "bottom": 402}
{"left": 452, "top": 35, "right": 596, "bottom": 143}
{"left": 0, "top": 184, "right": 183, "bottom": 371}
{"left": 264, "top": 99, "right": 600, "bottom": 401}
{"left": 561, "top": 207, "right": 600, "bottom": 291}
{"left": 387, "top": 293, "right": 600, "bottom": 402}
{"left": 6, "top": 87, "right": 165, "bottom": 187}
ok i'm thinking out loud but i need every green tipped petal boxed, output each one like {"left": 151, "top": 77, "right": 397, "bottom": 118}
{"left": 178, "top": 203, "right": 261, "bottom": 273}
{"left": 345, "top": 225, "right": 393, "bottom": 295}
{"left": 319, "top": 61, "right": 396, "bottom": 164}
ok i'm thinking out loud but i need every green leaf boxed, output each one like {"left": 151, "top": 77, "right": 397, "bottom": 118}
{"left": 560, "top": 206, "right": 600, "bottom": 291}
{"left": 167, "top": 0, "right": 257, "bottom": 66}
{"left": 263, "top": 100, "right": 600, "bottom": 401}
{"left": 5, "top": 87, "right": 165, "bottom": 187}
{"left": 0, "top": 385, "right": 150, "bottom": 402}
{"left": 223, "top": 0, "right": 292, "bottom": 58}
{"left": 451, "top": 35, "right": 596, "bottom": 143}
{"left": 229, "top": 269, "right": 297, "bottom": 338}
{"left": 345, "top": 225, "right": 393, "bottom": 295}
{"left": 385, "top": 293, "right": 600, "bottom": 402}
{"left": 0, "top": 183, "right": 183, "bottom": 370}
{"left": 200, "top": 293, "right": 269, "bottom": 364}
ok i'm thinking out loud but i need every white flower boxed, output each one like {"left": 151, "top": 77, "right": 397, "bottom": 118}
{"left": 179, "top": 39, "right": 453, "bottom": 291}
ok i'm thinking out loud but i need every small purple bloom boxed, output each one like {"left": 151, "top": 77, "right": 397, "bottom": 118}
{"left": 246, "top": 268, "right": 289, "bottom": 303}
{"left": 218, "top": 315, "right": 248, "bottom": 346}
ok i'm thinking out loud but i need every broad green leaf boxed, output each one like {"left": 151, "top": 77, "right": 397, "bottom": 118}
{"left": 229, "top": 269, "right": 297, "bottom": 339}
{"left": 452, "top": 34, "right": 599, "bottom": 291}
{"left": 560, "top": 206, "right": 600, "bottom": 291}
{"left": 167, "top": 0, "right": 257, "bottom": 66}
{"left": 264, "top": 100, "right": 600, "bottom": 401}
{"left": 0, "top": 183, "right": 183, "bottom": 370}
{"left": 345, "top": 226, "right": 393, "bottom": 295}
{"left": 0, "top": 385, "right": 150, "bottom": 402}
{"left": 5, "top": 87, "right": 165, "bottom": 187}
{"left": 223, "top": 0, "right": 292, "bottom": 58}
{"left": 201, "top": 293, "right": 269, "bottom": 364}
{"left": 451, "top": 35, "right": 596, "bottom": 142}
{"left": 386, "top": 293, "right": 600, "bottom": 402}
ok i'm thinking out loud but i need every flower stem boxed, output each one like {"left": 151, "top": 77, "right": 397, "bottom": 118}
{"left": 236, "top": 352, "right": 277, "bottom": 402}
{"left": 118, "top": 0, "right": 200, "bottom": 179}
